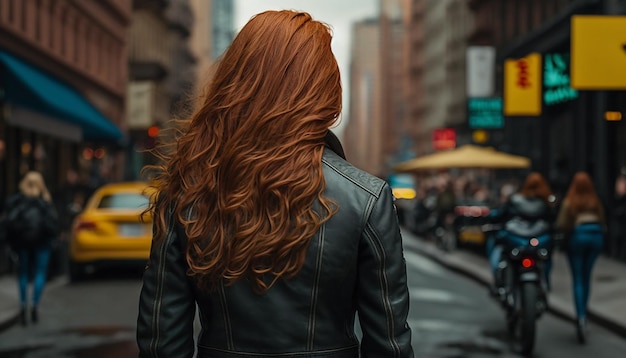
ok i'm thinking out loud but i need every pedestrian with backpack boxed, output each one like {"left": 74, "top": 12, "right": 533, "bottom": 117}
{"left": 3, "top": 171, "right": 59, "bottom": 325}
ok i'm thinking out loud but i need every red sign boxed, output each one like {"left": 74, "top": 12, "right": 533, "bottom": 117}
{"left": 432, "top": 128, "right": 456, "bottom": 151}
{"left": 516, "top": 59, "right": 531, "bottom": 88}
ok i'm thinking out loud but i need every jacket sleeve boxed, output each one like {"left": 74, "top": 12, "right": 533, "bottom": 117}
{"left": 137, "top": 215, "right": 196, "bottom": 358}
{"left": 356, "top": 183, "right": 414, "bottom": 358}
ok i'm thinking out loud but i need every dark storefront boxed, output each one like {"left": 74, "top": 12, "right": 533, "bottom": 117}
{"left": 0, "top": 50, "right": 125, "bottom": 204}
{"left": 492, "top": 0, "right": 626, "bottom": 260}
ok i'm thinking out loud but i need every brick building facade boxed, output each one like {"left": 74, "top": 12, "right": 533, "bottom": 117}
{"left": 0, "top": 0, "right": 131, "bottom": 201}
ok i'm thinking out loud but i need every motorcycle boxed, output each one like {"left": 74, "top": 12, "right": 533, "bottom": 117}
{"left": 484, "top": 222, "right": 552, "bottom": 356}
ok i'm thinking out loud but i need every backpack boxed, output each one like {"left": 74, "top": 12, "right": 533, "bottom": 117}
{"left": 4, "top": 194, "right": 59, "bottom": 249}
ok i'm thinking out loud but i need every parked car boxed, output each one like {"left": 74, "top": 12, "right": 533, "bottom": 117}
{"left": 68, "top": 181, "right": 154, "bottom": 281}
{"left": 453, "top": 200, "right": 491, "bottom": 249}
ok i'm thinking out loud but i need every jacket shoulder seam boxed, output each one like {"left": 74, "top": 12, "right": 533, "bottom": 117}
{"left": 322, "top": 157, "right": 382, "bottom": 198}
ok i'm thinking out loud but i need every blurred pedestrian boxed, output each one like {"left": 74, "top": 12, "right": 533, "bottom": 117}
{"left": 499, "top": 181, "right": 517, "bottom": 205}
{"left": 485, "top": 181, "right": 517, "bottom": 276}
{"left": 136, "top": 10, "right": 413, "bottom": 358}
{"left": 608, "top": 174, "right": 626, "bottom": 260}
{"left": 434, "top": 179, "right": 456, "bottom": 226}
{"left": 556, "top": 171, "right": 606, "bottom": 344}
{"left": 3, "top": 171, "right": 59, "bottom": 325}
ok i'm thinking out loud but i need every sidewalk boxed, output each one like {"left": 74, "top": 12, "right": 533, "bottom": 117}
{"left": 401, "top": 228, "right": 626, "bottom": 339}
{"left": 0, "top": 273, "right": 66, "bottom": 333}
{"left": 0, "top": 273, "right": 20, "bottom": 332}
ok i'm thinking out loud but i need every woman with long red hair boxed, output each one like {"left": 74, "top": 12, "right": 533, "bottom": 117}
{"left": 136, "top": 10, "right": 413, "bottom": 357}
{"left": 556, "top": 171, "right": 606, "bottom": 344}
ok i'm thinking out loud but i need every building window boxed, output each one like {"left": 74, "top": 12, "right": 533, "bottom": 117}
{"left": 20, "top": 0, "right": 27, "bottom": 32}
{"left": 6, "top": 0, "right": 14, "bottom": 23}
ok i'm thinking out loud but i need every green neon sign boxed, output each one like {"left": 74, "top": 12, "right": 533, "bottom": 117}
{"left": 543, "top": 52, "right": 578, "bottom": 106}
{"left": 467, "top": 97, "right": 503, "bottom": 129}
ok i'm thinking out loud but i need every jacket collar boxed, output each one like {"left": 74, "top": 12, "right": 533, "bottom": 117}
{"left": 324, "top": 130, "right": 346, "bottom": 160}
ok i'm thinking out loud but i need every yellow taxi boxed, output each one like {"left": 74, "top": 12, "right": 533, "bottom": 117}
{"left": 68, "top": 181, "right": 155, "bottom": 281}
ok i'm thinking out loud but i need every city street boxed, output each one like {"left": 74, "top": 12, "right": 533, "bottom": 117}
{"left": 402, "top": 234, "right": 626, "bottom": 357}
{"left": 1, "top": 236, "right": 626, "bottom": 357}
{"left": 2, "top": 1, "right": 626, "bottom": 357}
{"left": 0, "top": 268, "right": 143, "bottom": 358}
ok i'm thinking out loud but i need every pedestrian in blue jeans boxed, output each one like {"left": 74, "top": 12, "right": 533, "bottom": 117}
{"left": 3, "top": 171, "right": 58, "bottom": 325}
{"left": 16, "top": 246, "right": 52, "bottom": 320}
{"left": 556, "top": 171, "right": 606, "bottom": 344}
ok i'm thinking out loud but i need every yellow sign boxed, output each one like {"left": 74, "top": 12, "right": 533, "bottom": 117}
{"left": 504, "top": 53, "right": 542, "bottom": 116}
{"left": 605, "top": 111, "right": 623, "bottom": 121}
{"left": 392, "top": 187, "right": 416, "bottom": 200}
{"left": 472, "top": 130, "right": 488, "bottom": 143}
{"left": 571, "top": 16, "right": 626, "bottom": 89}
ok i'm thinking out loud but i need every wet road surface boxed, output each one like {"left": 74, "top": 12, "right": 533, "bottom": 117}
{"left": 403, "top": 234, "right": 626, "bottom": 357}
{"left": 1, "top": 241, "right": 626, "bottom": 357}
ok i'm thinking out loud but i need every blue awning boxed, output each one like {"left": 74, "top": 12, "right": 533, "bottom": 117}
{"left": 0, "top": 50, "right": 125, "bottom": 143}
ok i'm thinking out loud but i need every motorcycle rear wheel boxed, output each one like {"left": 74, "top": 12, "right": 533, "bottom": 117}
{"left": 510, "top": 282, "right": 537, "bottom": 356}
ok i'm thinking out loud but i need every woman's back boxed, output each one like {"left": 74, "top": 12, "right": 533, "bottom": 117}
{"left": 139, "top": 149, "right": 413, "bottom": 357}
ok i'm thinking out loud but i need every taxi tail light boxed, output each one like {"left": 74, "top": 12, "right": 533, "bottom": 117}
{"left": 75, "top": 220, "right": 97, "bottom": 231}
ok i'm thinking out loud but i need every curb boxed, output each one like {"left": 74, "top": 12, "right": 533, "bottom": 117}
{"left": 0, "top": 274, "right": 67, "bottom": 334}
{"left": 0, "top": 311, "right": 19, "bottom": 334}
{"left": 406, "top": 236, "right": 626, "bottom": 340}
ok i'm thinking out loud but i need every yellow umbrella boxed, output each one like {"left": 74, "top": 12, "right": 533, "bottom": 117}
{"left": 393, "top": 144, "right": 531, "bottom": 172}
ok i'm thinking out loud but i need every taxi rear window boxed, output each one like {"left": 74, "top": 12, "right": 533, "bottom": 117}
{"left": 98, "top": 193, "right": 150, "bottom": 209}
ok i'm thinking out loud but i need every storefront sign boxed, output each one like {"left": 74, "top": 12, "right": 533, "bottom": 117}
{"left": 504, "top": 53, "right": 542, "bottom": 116}
{"left": 543, "top": 52, "right": 578, "bottom": 106}
{"left": 7, "top": 105, "right": 82, "bottom": 142}
{"left": 126, "top": 81, "right": 155, "bottom": 129}
{"left": 466, "top": 46, "right": 496, "bottom": 97}
{"left": 432, "top": 128, "right": 456, "bottom": 151}
{"left": 467, "top": 97, "right": 503, "bottom": 129}
{"left": 472, "top": 130, "right": 488, "bottom": 144}
{"left": 571, "top": 15, "right": 626, "bottom": 90}
{"left": 388, "top": 174, "right": 416, "bottom": 200}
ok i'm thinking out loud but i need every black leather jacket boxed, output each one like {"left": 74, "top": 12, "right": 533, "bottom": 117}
{"left": 494, "top": 194, "right": 554, "bottom": 238}
{"left": 137, "top": 146, "right": 414, "bottom": 357}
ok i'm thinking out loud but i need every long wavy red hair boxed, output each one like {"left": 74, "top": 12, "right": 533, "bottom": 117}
{"left": 146, "top": 10, "right": 342, "bottom": 293}
{"left": 564, "top": 172, "right": 603, "bottom": 216}
{"left": 518, "top": 172, "right": 553, "bottom": 202}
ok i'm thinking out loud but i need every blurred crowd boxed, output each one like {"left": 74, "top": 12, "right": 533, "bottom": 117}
{"left": 398, "top": 170, "right": 626, "bottom": 262}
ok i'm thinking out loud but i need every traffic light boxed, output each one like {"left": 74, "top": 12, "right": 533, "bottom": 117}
{"left": 147, "top": 126, "right": 159, "bottom": 138}
{"left": 142, "top": 126, "right": 160, "bottom": 149}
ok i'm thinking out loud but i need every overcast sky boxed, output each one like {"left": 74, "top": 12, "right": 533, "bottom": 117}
{"left": 234, "top": 0, "right": 379, "bottom": 136}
